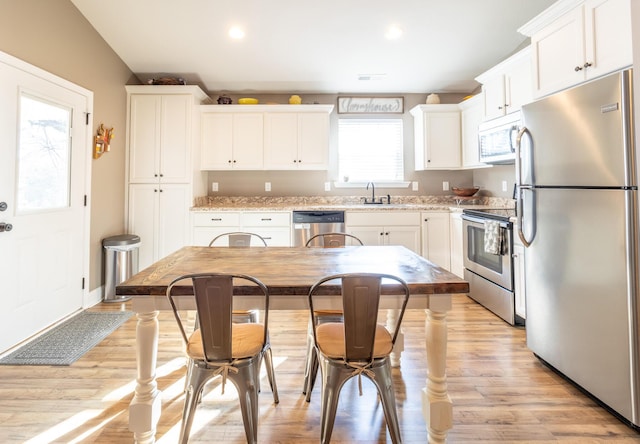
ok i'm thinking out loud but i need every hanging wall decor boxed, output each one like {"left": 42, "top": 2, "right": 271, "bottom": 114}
{"left": 94, "top": 123, "right": 114, "bottom": 159}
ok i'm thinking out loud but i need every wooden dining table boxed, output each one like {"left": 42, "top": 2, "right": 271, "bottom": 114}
{"left": 116, "top": 245, "right": 469, "bottom": 444}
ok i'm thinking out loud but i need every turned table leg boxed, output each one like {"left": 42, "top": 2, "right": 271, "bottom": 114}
{"left": 422, "top": 294, "right": 453, "bottom": 444}
{"left": 129, "top": 308, "right": 162, "bottom": 444}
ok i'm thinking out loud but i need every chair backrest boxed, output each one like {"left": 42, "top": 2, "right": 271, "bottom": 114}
{"left": 166, "top": 273, "right": 269, "bottom": 362}
{"left": 209, "top": 231, "right": 268, "bottom": 247}
{"left": 305, "top": 232, "right": 364, "bottom": 248}
{"left": 308, "top": 273, "right": 410, "bottom": 361}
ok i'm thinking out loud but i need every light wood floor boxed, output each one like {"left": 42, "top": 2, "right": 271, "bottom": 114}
{"left": 0, "top": 295, "right": 639, "bottom": 443}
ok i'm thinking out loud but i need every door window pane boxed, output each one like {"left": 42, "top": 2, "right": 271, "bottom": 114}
{"left": 17, "top": 94, "right": 72, "bottom": 212}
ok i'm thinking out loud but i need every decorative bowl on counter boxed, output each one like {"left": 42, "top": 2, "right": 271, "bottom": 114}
{"left": 452, "top": 186, "right": 480, "bottom": 197}
{"left": 238, "top": 98, "right": 259, "bottom": 104}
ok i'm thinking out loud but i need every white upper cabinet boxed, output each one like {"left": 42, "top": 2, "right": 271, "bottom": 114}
{"left": 200, "top": 104, "right": 333, "bottom": 171}
{"left": 264, "top": 107, "right": 332, "bottom": 170}
{"left": 520, "top": 0, "right": 632, "bottom": 98}
{"left": 200, "top": 111, "right": 264, "bottom": 170}
{"left": 475, "top": 46, "right": 532, "bottom": 121}
{"left": 128, "top": 93, "right": 196, "bottom": 183}
{"left": 458, "top": 93, "right": 489, "bottom": 169}
{"left": 411, "top": 104, "right": 461, "bottom": 170}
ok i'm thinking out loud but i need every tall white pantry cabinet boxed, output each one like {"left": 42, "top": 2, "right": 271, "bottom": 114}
{"left": 125, "top": 85, "right": 210, "bottom": 269}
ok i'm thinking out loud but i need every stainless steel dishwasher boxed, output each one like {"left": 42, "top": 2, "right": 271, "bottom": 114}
{"left": 292, "top": 210, "right": 345, "bottom": 246}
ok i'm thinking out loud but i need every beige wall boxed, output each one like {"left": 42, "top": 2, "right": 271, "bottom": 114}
{"left": 0, "top": 0, "right": 136, "bottom": 292}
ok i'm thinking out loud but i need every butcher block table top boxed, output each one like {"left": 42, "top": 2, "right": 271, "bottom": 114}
{"left": 116, "top": 245, "right": 469, "bottom": 297}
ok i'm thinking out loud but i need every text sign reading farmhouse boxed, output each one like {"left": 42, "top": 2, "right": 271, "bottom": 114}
{"left": 337, "top": 97, "right": 404, "bottom": 114}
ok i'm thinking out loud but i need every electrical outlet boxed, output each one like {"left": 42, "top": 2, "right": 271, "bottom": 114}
{"left": 412, "top": 181, "right": 419, "bottom": 191}
{"left": 265, "top": 182, "right": 271, "bottom": 192}
{"left": 502, "top": 180, "right": 508, "bottom": 192}
{"left": 442, "top": 181, "right": 449, "bottom": 191}
{"left": 324, "top": 182, "right": 331, "bottom": 191}
{"left": 211, "top": 182, "right": 218, "bottom": 192}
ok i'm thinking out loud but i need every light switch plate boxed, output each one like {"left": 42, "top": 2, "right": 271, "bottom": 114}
{"left": 412, "top": 181, "right": 419, "bottom": 191}
{"left": 265, "top": 182, "right": 271, "bottom": 192}
{"left": 502, "top": 180, "right": 508, "bottom": 192}
{"left": 442, "top": 181, "right": 449, "bottom": 191}
{"left": 324, "top": 182, "right": 331, "bottom": 191}
{"left": 211, "top": 182, "right": 218, "bottom": 192}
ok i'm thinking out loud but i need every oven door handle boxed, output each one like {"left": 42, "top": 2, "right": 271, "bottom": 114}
{"left": 462, "top": 214, "right": 510, "bottom": 229}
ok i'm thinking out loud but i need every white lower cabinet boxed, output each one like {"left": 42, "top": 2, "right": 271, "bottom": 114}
{"left": 449, "top": 211, "right": 464, "bottom": 277}
{"left": 421, "top": 212, "right": 451, "bottom": 271}
{"left": 346, "top": 212, "right": 421, "bottom": 254}
{"left": 128, "top": 183, "right": 191, "bottom": 270}
{"left": 192, "top": 212, "right": 242, "bottom": 246}
{"left": 241, "top": 212, "right": 292, "bottom": 246}
{"left": 192, "top": 211, "right": 291, "bottom": 247}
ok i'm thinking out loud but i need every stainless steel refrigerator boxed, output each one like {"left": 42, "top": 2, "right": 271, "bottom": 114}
{"left": 516, "top": 68, "right": 640, "bottom": 428}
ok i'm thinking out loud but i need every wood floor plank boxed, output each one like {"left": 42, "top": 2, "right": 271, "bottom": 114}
{"left": 0, "top": 295, "right": 638, "bottom": 442}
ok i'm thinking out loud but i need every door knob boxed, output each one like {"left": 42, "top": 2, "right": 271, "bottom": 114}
{"left": 0, "top": 202, "right": 6, "bottom": 211}
{"left": 0, "top": 223, "right": 13, "bottom": 232}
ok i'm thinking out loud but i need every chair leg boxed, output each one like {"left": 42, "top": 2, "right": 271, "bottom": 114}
{"left": 231, "top": 361, "right": 260, "bottom": 444}
{"left": 179, "top": 363, "right": 212, "bottom": 444}
{"left": 263, "top": 345, "right": 279, "bottom": 403}
{"left": 318, "top": 357, "right": 352, "bottom": 444}
{"left": 370, "top": 362, "right": 402, "bottom": 444}
{"left": 304, "top": 346, "right": 319, "bottom": 402}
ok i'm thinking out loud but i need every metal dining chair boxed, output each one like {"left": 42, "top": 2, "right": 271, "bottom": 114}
{"left": 206, "top": 231, "right": 275, "bottom": 387}
{"left": 209, "top": 231, "right": 268, "bottom": 248}
{"left": 166, "top": 273, "right": 279, "bottom": 444}
{"left": 304, "top": 232, "right": 364, "bottom": 248}
{"left": 307, "top": 273, "right": 410, "bottom": 444}
{"left": 302, "top": 232, "right": 363, "bottom": 400}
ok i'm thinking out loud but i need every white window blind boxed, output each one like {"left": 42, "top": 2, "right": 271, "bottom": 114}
{"left": 338, "top": 118, "right": 404, "bottom": 182}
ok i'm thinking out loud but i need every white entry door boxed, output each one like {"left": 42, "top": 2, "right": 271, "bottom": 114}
{"left": 0, "top": 53, "right": 91, "bottom": 353}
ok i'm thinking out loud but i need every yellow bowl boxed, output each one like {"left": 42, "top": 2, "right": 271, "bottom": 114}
{"left": 238, "top": 98, "right": 259, "bottom": 105}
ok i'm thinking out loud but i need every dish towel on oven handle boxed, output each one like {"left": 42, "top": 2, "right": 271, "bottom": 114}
{"left": 484, "top": 220, "right": 503, "bottom": 255}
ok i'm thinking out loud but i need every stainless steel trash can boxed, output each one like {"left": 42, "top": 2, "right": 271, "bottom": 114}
{"left": 103, "top": 234, "right": 141, "bottom": 302}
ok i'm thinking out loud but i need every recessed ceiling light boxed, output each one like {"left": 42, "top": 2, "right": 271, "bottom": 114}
{"left": 229, "top": 26, "right": 245, "bottom": 40}
{"left": 358, "top": 73, "right": 387, "bottom": 81}
{"left": 385, "top": 25, "right": 403, "bottom": 40}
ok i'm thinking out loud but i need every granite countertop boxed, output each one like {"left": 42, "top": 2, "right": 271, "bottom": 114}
{"left": 191, "top": 195, "right": 515, "bottom": 212}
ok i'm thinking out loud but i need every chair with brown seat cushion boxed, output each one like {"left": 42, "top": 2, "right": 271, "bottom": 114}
{"left": 207, "top": 231, "right": 275, "bottom": 387}
{"left": 166, "top": 273, "right": 279, "bottom": 444}
{"left": 302, "top": 232, "right": 363, "bottom": 400}
{"left": 307, "top": 273, "right": 410, "bottom": 444}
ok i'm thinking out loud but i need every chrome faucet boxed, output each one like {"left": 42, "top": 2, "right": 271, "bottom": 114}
{"left": 365, "top": 182, "right": 382, "bottom": 204}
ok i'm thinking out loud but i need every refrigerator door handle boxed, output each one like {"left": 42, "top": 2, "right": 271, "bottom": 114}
{"left": 516, "top": 126, "right": 536, "bottom": 247}
{"left": 515, "top": 126, "right": 531, "bottom": 188}
{"left": 516, "top": 185, "right": 536, "bottom": 247}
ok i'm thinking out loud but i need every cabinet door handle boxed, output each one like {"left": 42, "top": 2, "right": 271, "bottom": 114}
{"left": 574, "top": 65, "right": 584, "bottom": 72}
{"left": 424, "top": 218, "right": 429, "bottom": 222}
{"left": 261, "top": 218, "right": 272, "bottom": 221}
{"left": 159, "top": 174, "right": 163, "bottom": 177}
{"left": 583, "top": 62, "right": 593, "bottom": 69}
{"left": 211, "top": 218, "right": 222, "bottom": 221}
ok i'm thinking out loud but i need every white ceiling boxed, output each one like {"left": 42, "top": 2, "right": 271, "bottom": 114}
{"left": 70, "top": 0, "right": 556, "bottom": 95}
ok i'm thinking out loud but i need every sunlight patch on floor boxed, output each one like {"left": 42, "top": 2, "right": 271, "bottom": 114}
{"left": 23, "top": 410, "right": 102, "bottom": 444}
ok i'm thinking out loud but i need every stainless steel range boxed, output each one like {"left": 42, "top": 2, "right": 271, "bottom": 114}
{"left": 462, "top": 208, "right": 521, "bottom": 325}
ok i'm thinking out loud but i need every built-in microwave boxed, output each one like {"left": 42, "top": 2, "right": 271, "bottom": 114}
{"left": 478, "top": 111, "right": 522, "bottom": 164}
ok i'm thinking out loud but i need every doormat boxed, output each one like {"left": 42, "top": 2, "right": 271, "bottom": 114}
{"left": 0, "top": 311, "right": 133, "bottom": 366}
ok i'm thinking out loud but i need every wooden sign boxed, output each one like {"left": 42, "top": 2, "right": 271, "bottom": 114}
{"left": 337, "top": 96, "right": 404, "bottom": 114}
